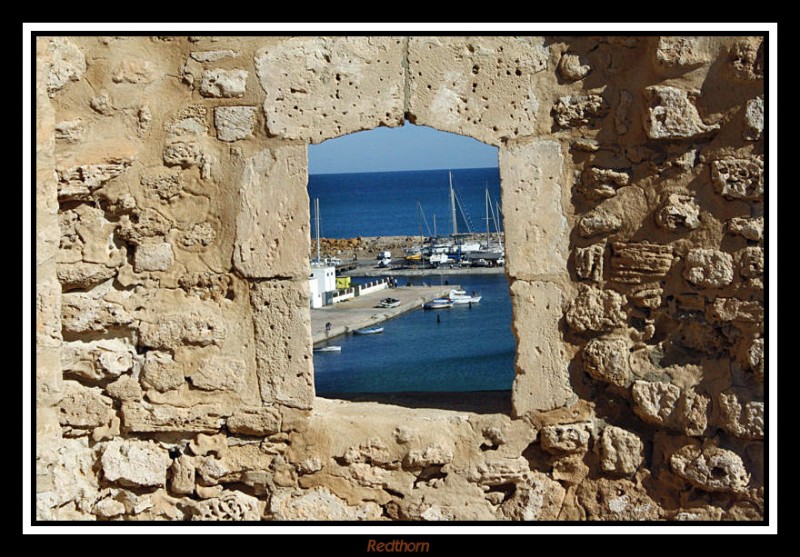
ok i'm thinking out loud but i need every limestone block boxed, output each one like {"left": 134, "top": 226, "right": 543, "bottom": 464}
{"left": 598, "top": 426, "right": 643, "bottom": 476}
{"left": 583, "top": 336, "right": 631, "bottom": 387}
{"left": 162, "top": 140, "right": 204, "bottom": 169}
{"left": 471, "top": 456, "right": 530, "bottom": 486}
{"left": 553, "top": 94, "right": 609, "bottom": 129}
{"left": 499, "top": 472, "right": 565, "bottom": 520}
{"left": 191, "top": 356, "right": 245, "bottom": 391}
{"left": 269, "top": 487, "right": 382, "bottom": 520}
{"left": 179, "top": 272, "right": 234, "bottom": 302}
{"left": 578, "top": 208, "right": 622, "bottom": 238}
{"left": 61, "top": 292, "right": 133, "bottom": 335}
{"left": 643, "top": 86, "right": 719, "bottom": 140}
{"left": 744, "top": 97, "right": 764, "bottom": 141}
{"left": 214, "top": 106, "right": 257, "bottom": 142}
{"left": 565, "top": 284, "right": 627, "bottom": 334}
{"left": 58, "top": 380, "right": 115, "bottom": 431}
{"left": 116, "top": 208, "right": 172, "bottom": 245}
{"left": 575, "top": 243, "right": 605, "bottom": 283}
{"left": 403, "top": 444, "right": 454, "bottom": 470}
{"left": 727, "top": 37, "right": 764, "bottom": 81}
{"left": 139, "top": 310, "right": 227, "bottom": 349}
{"left": 137, "top": 106, "right": 152, "bottom": 133}
{"left": 93, "top": 497, "right": 126, "bottom": 518}
{"left": 540, "top": 422, "right": 592, "bottom": 455}
{"left": 747, "top": 337, "right": 765, "bottom": 382}
{"left": 55, "top": 119, "right": 85, "bottom": 143}
{"left": 190, "top": 433, "right": 228, "bottom": 457}
{"left": 232, "top": 147, "right": 310, "bottom": 279}
{"left": 120, "top": 401, "right": 224, "bottom": 433}
{"left": 47, "top": 37, "right": 86, "bottom": 96}
{"left": 628, "top": 282, "right": 663, "bottom": 309}
{"left": 105, "top": 375, "right": 143, "bottom": 401}
{"left": 610, "top": 242, "right": 673, "bottom": 284}
{"left": 199, "top": 69, "right": 248, "bottom": 98}
{"left": 632, "top": 380, "right": 681, "bottom": 425}
{"left": 558, "top": 52, "right": 591, "bottom": 81}
{"left": 257, "top": 37, "right": 404, "bottom": 142}
{"left": 342, "top": 438, "right": 396, "bottom": 468}
{"left": 56, "top": 159, "right": 132, "bottom": 201}
{"left": 62, "top": 337, "right": 136, "bottom": 380}
{"left": 576, "top": 478, "right": 659, "bottom": 520}
{"left": 727, "top": 216, "right": 764, "bottom": 241}
{"left": 580, "top": 167, "right": 630, "bottom": 200}
{"left": 170, "top": 455, "right": 196, "bottom": 495}
{"left": 510, "top": 280, "right": 574, "bottom": 414}
{"left": 738, "top": 246, "right": 764, "bottom": 279}
{"left": 112, "top": 60, "right": 158, "bottom": 84}
{"left": 615, "top": 90, "right": 633, "bottom": 134}
{"left": 706, "top": 298, "right": 763, "bottom": 323}
{"left": 250, "top": 280, "right": 314, "bottom": 410}
{"left": 133, "top": 241, "right": 174, "bottom": 272}
{"left": 190, "top": 50, "right": 240, "bottom": 62}
{"left": 191, "top": 492, "right": 262, "bottom": 520}
{"left": 101, "top": 438, "right": 172, "bottom": 487}
{"left": 678, "top": 389, "right": 710, "bottom": 436}
{"left": 90, "top": 91, "right": 113, "bottom": 115}
{"left": 499, "top": 140, "right": 568, "bottom": 279}
{"left": 179, "top": 222, "right": 216, "bottom": 249}
{"left": 719, "top": 391, "right": 764, "bottom": 440}
{"left": 141, "top": 351, "right": 184, "bottom": 392}
{"left": 409, "top": 36, "right": 547, "bottom": 145}
{"left": 36, "top": 438, "right": 99, "bottom": 520}
{"left": 655, "top": 193, "right": 701, "bottom": 231}
{"left": 58, "top": 262, "right": 118, "bottom": 290}
{"left": 142, "top": 173, "right": 182, "bottom": 201}
{"left": 670, "top": 444, "right": 749, "bottom": 493}
{"left": 683, "top": 248, "right": 734, "bottom": 288}
{"left": 655, "top": 36, "right": 708, "bottom": 68}
{"left": 712, "top": 157, "right": 764, "bottom": 200}
{"left": 226, "top": 406, "right": 282, "bottom": 436}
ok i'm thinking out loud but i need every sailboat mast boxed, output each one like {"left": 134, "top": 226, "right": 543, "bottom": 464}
{"left": 314, "top": 198, "right": 321, "bottom": 263}
{"left": 433, "top": 214, "right": 437, "bottom": 238}
{"left": 485, "top": 187, "right": 490, "bottom": 247}
{"left": 417, "top": 201, "right": 423, "bottom": 243}
{"left": 449, "top": 171, "right": 458, "bottom": 236}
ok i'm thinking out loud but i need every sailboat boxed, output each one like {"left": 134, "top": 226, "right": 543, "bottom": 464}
{"left": 462, "top": 187, "right": 505, "bottom": 266}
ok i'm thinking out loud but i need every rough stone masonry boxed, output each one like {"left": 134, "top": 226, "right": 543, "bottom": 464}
{"left": 35, "top": 35, "right": 766, "bottom": 521}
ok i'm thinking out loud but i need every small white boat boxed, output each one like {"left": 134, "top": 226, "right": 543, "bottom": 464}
{"left": 448, "top": 289, "right": 482, "bottom": 304}
{"left": 377, "top": 297, "right": 401, "bottom": 309}
{"left": 424, "top": 299, "right": 454, "bottom": 310}
{"left": 314, "top": 346, "right": 342, "bottom": 352}
{"left": 353, "top": 327, "right": 384, "bottom": 335}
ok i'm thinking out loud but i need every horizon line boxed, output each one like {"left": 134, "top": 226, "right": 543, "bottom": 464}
{"left": 309, "top": 165, "right": 499, "bottom": 176}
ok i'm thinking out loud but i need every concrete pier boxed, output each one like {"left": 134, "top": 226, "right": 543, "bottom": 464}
{"left": 311, "top": 285, "right": 456, "bottom": 344}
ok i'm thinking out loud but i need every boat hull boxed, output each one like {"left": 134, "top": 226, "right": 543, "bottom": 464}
{"left": 353, "top": 327, "right": 384, "bottom": 335}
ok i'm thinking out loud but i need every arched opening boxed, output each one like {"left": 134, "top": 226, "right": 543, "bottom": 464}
{"left": 306, "top": 122, "right": 514, "bottom": 412}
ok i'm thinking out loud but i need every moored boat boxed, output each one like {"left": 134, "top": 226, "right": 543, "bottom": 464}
{"left": 314, "top": 345, "right": 342, "bottom": 352}
{"left": 447, "top": 289, "right": 482, "bottom": 304}
{"left": 424, "top": 299, "right": 454, "bottom": 310}
{"left": 353, "top": 326, "right": 384, "bottom": 335}
{"left": 377, "top": 297, "right": 401, "bottom": 308}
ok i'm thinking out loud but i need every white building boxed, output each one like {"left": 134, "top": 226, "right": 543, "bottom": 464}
{"left": 309, "top": 263, "right": 336, "bottom": 309}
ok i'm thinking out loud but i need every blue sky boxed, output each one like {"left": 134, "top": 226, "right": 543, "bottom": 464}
{"left": 308, "top": 122, "right": 498, "bottom": 174}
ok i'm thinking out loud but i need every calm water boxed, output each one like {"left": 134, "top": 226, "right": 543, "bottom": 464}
{"left": 308, "top": 167, "right": 501, "bottom": 238}
{"left": 308, "top": 168, "right": 514, "bottom": 394}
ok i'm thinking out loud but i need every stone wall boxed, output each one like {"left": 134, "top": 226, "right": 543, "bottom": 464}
{"left": 35, "top": 35, "right": 765, "bottom": 521}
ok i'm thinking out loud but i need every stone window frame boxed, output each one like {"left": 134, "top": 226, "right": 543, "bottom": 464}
{"left": 232, "top": 37, "right": 575, "bottom": 417}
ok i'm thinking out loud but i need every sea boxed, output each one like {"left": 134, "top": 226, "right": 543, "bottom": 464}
{"left": 308, "top": 167, "right": 515, "bottom": 394}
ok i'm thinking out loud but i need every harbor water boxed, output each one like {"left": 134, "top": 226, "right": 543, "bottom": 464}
{"left": 309, "top": 167, "right": 514, "bottom": 394}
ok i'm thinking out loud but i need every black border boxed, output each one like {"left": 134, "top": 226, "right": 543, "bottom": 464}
{"left": 27, "top": 26, "right": 774, "bottom": 532}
